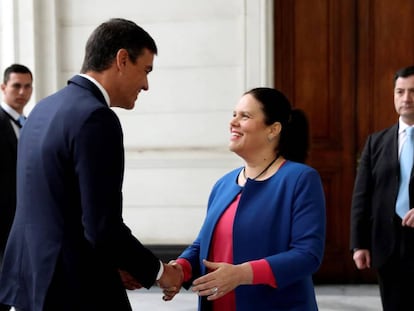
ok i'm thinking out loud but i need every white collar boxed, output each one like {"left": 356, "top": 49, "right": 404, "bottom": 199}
{"left": 78, "top": 74, "right": 110, "bottom": 107}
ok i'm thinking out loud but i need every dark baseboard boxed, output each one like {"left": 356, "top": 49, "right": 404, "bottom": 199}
{"left": 145, "top": 244, "right": 188, "bottom": 262}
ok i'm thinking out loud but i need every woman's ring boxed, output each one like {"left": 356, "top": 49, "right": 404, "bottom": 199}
{"left": 211, "top": 287, "right": 218, "bottom": 294}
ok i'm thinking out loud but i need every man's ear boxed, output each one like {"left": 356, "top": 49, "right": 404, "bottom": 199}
{"left": 115, "top": 49, "right": 129, "bottom": 70}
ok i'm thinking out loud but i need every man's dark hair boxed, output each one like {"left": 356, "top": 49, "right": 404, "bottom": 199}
{"left": 394, "top": 65, "right": 414, "bottom": 84}
{"left": 3, "top": 64, "right": 33, "bottom": 84}
{"left": 80, "top": 18, "right": 157, "bottom": 73}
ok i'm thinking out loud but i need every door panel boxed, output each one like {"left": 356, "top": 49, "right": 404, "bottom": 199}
{"left": 274, "top": 0, "right": 359, "bottom": 282}
{"left": 357, "top": 0, "right": 414, "bottom": 150}
{"left": 274, "top": 0, "right": 414, "bottom": 282}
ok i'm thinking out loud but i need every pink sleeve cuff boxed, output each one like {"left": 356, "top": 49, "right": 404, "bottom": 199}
{"left": 249, "top": 259, "right": 277, "bottom": 288}
{"left": 175, "top": 258, "right": 192, "bottom": 282}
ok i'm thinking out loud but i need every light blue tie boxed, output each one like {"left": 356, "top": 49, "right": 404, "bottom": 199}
{"left": 17, "top": 115, "right": 26, "bottom": 128}
{"left": 396, "top": 127, "right": 414, "bottom": 218}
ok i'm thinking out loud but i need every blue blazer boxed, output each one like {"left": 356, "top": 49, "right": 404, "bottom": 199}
{"left": 0, "top": 76, "right": 160, "bottom": 311}
{"left": 180, "top": 161, "right": 326, "bottom": 311}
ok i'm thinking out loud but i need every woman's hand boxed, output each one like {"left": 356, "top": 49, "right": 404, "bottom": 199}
{"left": 191, "top": 259, "right": 252, "bottom": 301}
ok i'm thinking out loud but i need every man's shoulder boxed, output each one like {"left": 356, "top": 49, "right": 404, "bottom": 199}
{"left": 369, "top": 124, "right": 398, "bottom": 141}
{"left": 0, "top": 108, "right": 11, "bottom": 128}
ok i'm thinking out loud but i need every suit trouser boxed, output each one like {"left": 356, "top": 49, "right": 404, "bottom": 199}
{"left": 0, "top": 304, "right": 20, "bottom": 311}
{"left": 377, "top": 222, "right": 414, "bottom": 311}
{"left": 44, "top": 255, "right": 133, "bottom": 311}
{"left": 0, "top": 252, "right": 10, "bottom": 311}
{"left": 0, "top": 304, "right": 11, "bottom": 311}
{"left": 0, "top": 254, "right": 21, "bottom": 311}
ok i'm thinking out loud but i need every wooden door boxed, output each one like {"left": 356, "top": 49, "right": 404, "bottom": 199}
{"left": 274, "top": 0, "right": 414, "bottom": 283}
{"left": 356, "top": 1, "right": 414, "bottom": 147}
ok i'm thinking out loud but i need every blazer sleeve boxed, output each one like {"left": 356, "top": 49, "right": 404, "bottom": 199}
{"left": 73, "top": 107, "right": 160, "bottom": 288}
{"left": 267, "top": 168, "right": 326, "bottom": 288}
{"left": 350, "top": 135, "right": 373, "bottom": 250}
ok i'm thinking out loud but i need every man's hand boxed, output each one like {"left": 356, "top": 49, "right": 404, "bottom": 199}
{"left": 402, "top": 209, "right": 414, "bottom": 227}
{"left": 158, "top": 262, "right": 184, "bottom": 301}
{"left": 352, "top": 249, "right": 371, "bottom": 270}
{"left": 118, "top": 269, "right": 142, "bottom": 290}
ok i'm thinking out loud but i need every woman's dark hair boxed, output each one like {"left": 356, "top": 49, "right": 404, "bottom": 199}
{"left": 244, "top": 87, "right": 310, "bottom": 163}
{"left": 80, "top": 18, "right": 157, "bottom": 73}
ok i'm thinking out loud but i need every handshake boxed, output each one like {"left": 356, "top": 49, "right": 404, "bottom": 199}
{"left": 119, "top": 260, "right": 184, "bottom": 301}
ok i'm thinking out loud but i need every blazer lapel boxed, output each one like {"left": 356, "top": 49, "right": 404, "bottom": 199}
{"left": 385, "top": 124, "right": 400, "bottom": 176}
{"left": 0, "top": 108, "right": 18, "bottom": 149}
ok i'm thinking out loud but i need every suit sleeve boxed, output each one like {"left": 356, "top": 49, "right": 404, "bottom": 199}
{"left": 268, "top": 169, "right": 326, "bottom": 288}
{"left": 73, "top": 107, "right": 160, "bottom": 288}
{"left": 350, "top": 135, "right": 373, "bottom": 250}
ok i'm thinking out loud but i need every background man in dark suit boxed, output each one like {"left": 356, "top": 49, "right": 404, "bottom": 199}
{"left": 351, "top": 65, "right": 414, "bottom": 310}
{"left": 0, "top": 63, "right": 32, "bottom": 311}
{"left": 0, "top": 18, "right": 182, "bottom": 311}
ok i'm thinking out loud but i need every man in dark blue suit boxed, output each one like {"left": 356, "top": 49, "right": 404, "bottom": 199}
{"left": 351, "top": 65, "right": 414, "bottom": 310}
{"left": 0, "top": 64, "right": 33, "bottom": 311}
{"left": 0, "top": 18, "right": 182, "bottom": 311}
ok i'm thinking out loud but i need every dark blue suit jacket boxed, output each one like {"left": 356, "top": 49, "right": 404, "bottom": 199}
{"left": 0, "top": 75, "right": 160, "bottom": 311}
{"left": 0, "top": 108, "right": 18, "bottom": 260}
{"left": 350, "top": 124, "right": 408, "bottom": 268}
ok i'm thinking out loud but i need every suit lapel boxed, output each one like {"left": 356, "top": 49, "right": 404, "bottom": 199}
{"left": 0, "top": 108, "right": 18, "bottom": 149}
{"left": 390, "top": 124, "right": 399, "bottom": 170}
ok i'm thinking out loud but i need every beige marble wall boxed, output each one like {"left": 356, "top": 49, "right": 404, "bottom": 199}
{"left": 0, "top": 0, "right": 273, "bottom": 244}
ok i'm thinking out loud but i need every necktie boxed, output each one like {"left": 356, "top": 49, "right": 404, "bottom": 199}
{"left": 396, "top": 127, "right": 414, "bottom": 218}
{"left": 17, "top": 115, "right": 26, "bottom": 128}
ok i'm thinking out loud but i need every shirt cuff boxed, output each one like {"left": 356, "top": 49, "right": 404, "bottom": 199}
{"left": 249, "top": 259, "right": 277, "bottom": 288}
{"left": 156, "top": 260, "right": 164, "bottom": 281}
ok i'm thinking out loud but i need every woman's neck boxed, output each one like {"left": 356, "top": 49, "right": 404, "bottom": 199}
{"left": 241, "top": 151, "right": 287, "bottom": 181}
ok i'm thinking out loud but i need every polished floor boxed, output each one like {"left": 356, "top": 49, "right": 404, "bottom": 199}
{"left": 127, "top": 284, "right": 382, "bottom": 310}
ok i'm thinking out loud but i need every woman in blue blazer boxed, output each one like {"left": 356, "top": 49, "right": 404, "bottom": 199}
{"left": 166, "top": 88, "right": 326, "bottom": 310}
